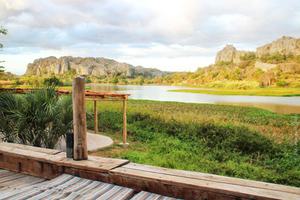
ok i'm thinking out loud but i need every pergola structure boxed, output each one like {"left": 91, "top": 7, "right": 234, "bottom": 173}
{"left": 57, "top": 89, "right": 130, "bottom": 145}
{"left": 0, "top": 87, "right": 130, "bottom": 145}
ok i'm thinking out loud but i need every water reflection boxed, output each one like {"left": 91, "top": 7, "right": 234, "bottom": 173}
{"left": 89, "top": 84, "right": 300, "bottom": 114}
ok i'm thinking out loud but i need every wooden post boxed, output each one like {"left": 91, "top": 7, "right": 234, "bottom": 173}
{"left": 122, "top": 97, "right": 128, "bottom": 145}
{"left": 94, "top": 100, "right": 98, "bottom": 134}
{"left": 72, "top": 77, "right": 88, "bottom": 160}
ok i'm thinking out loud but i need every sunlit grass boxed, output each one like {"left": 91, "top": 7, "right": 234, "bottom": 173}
{"left": 169, "top": 87, "right": 300, "bottom": 96}
{"left": 88, "top": 100, "right": 300, "bottom": 187}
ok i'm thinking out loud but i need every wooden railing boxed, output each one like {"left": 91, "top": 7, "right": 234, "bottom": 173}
{"left": 0, "top": 142, "right": 299, "bottom": 200}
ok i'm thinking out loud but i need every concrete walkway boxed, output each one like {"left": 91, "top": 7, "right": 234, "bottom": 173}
{"left": 56, "top": 131, "right": 113, "bottom": 152}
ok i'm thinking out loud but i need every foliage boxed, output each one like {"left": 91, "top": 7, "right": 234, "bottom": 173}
{"left": 43, "top": 76, "right": 63, "bottom": 87}
{"left": 112, "top": 76, "right": 119, "bottom": 84}
{"left": 138, "top": 76, "right": 145, "bottom": 85}
{"left": 0, "top": 64, "right": 4, "bottom": 73}
{"left": 240, "top": 52, "right": 256, "bottom": 61}
{"left": 169, "top": 87, "right": 300, "bottom": 96}
{"left": 0, "top": 26, "right": 7, "bottom": 49}
{"left": 0, "top": 87, "right": 72, "bottom": 148}
{"left": 276, "top": 80, "right": 289, "bottom": 87}
{"left": 215, "top": 61, "right": 233, "bottom": 66}
{"left": 260, "top": 53, "right": 294, "bottom": 64}
{"left": 85, "top": 76, "right": 92, "bottom": 83}
{"left": 203, "top": 81, "right": 259, "bottom": 89}
{"left": 89, "top": 100, "right": 300, "bottom": 187}
{"left": 0, "top": 26, "right": 7, "bottom": 74}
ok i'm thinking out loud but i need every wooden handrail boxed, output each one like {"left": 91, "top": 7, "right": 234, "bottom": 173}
{"left": 0, "top": 88, "right": 130, "bottom": 100}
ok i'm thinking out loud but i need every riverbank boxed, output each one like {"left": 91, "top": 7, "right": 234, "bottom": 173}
{"left": 88, "top": 100, "right": 300, "bottom": 187}
{"left": 169, "top": 87, "right": 300, "bottom": 96}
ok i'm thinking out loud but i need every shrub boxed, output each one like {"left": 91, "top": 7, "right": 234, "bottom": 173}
{"left": 276, "top": 80, "right": 289, "bottom": 87}
{"left": 240, "top": 52, "right": 256, "bottom": 61}
{"left": 0, "top": 87, "right": 72, "bottom": 148}
{"left": 43, "top": 76, "right": 63, "bottom": 87}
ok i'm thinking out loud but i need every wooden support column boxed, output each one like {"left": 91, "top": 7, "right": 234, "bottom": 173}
{"left": 94, "top": 100, "right": 98, "bottom": 134}
{"left": 122, "top": 97, "right": 128, "bottom": 145}
{"left": 72, "top": 76, "right": 88, "bottom": 160}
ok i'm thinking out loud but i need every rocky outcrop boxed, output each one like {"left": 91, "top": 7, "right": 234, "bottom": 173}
{"left": 254, "top": 61, "right": 276, "bottom": 72}
{"left": 260, "top": 71, "right": 276, "bottom": 87}
{"left": 210, "top": 36, "right": 300, "bottom": 87}
{"left": 256, "top": 36, "right": 300, "bottom": 57}
{"left": 215, "top": 45, "right": 253, "bottom": 64}
{"left": 278, "top": 63, "right": 300, "bottom": 73}
{"left": 25, "top": 56, "right": 167, "bottom": 78}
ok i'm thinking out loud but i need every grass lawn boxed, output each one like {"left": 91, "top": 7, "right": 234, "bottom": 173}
{"left": 169, "top": 87, "right": 300, "bottom": 96}
{"left": 87, "top": 100, "right": 300, "bottom": 187}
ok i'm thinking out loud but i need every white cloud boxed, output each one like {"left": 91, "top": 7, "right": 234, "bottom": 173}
{"left": 0, "top": 0, "right": 299, "bottom": 74}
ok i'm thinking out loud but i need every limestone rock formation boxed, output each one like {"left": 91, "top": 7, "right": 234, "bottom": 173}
{"left": 25, "top": 56, "right": 167, "bottom": 78}
{"left": 215, "top": 45, "right": 253, "bottom": 64}
{"left": 209, "top": 36, "right": 300, "bottom": 87}
{"left": 254, "top": 61, "right": 276, "bottom": 72}
{"left": 256, "top": 36, "right": 300, "bottom": 57}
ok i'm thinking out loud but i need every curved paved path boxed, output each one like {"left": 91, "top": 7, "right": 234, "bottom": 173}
{"left": 56, "top": 131, "right": 113, "bottom": 152}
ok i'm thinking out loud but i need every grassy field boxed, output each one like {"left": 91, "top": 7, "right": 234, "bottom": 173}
{"left": 87, "top": 100, "right": 300, "bottom": 187}
{"left": 169, "top": 87, "right": 300, "bottom": 96}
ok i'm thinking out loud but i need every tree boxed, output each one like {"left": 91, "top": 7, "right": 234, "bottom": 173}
{"left": 138, "top": 76, "right": 145, "bottom": 85}
{"left": 0, "top": 26, "right": 7, "bottom": 48}
{"left": 0, "top": 27, "right": 7, "bottom": 74}
{"left": 0, "top": 62, "right": 4, "bottom": 73}
{"left": 44, "top": 76, "right": 63, "bottom": 86}
{"left": 112, "top": 76, "right": 119, "bottom": 84}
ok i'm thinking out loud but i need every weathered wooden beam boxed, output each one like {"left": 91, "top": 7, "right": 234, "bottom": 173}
{"left": 72, "top": 77, "right": 88, "bottom": 160}
{"left": 0, "top": 88, "right": 130, "bottom": 101}
{"left": 94, "top": 100, "right": 98, "bottom": 134}
{"left": 0, "top": 143, "right": 299, "bottom": 200}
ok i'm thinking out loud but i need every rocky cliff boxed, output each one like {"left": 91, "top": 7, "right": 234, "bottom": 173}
{"left": 172, "top": 36, "right": 300, "bottom": 87}
{"left": 25, "top": 56, "right": 167, "bottom": 78}
{"left": 216, "top": 36, "right": 300, "bottom": 64}
{"left": 256, "top": 36, "right": 300, "bottom": 57}
{"left": 215, "top": 45, "right": 254, "bottom": 64}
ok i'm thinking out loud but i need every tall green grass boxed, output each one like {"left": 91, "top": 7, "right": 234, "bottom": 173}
{"left": 169, "top": 87, "right": 300, "bottom": 96}
{"left": 87, "top": 100, "right": 300, "bottom": 187}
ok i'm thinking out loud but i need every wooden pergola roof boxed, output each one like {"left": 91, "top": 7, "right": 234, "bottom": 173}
{"left": 0, "top": 88, "right": 130, "bottom": 100}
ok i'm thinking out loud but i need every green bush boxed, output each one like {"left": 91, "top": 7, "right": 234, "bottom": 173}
{"left": 43, "top": 76, "right": 63, "bottom": 87}
{"left": 0, "top": 87, "right": 72, "bottom": 148}
{"left": 276, "top": 80, "right": 289, "bottom": 87}
{"left": 240, "top": 52, "right": 256, "bottom": 61}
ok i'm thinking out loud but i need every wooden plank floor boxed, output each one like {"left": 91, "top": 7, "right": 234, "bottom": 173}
{"left": 2, "top": 143, "right": 299, "bottom": 199}
{"left": 0, "top": 169, "right": 179, "bottom": 200}
{"left": 0, "top": 142, "right": 129, "bottom": 173}
{"left": 111, "top": 163, "right": 300, "bottom": 200}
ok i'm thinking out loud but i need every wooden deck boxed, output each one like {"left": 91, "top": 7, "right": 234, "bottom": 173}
{"left": 0, "top": 169, "right": 178, "bottom": 200}
{"left": 0, "top": 142, "right": 299, "bottom": 200}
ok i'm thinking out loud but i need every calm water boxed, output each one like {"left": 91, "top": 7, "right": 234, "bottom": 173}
{"left": 89, "top": 84, "right": 300, "bottom": 114}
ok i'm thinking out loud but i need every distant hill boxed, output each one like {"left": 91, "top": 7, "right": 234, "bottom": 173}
{"left": 160, "top": 36, "right": 300, "bottom": 88}
{"left": 25, "top": 56, "right": 168, "bottom": 78}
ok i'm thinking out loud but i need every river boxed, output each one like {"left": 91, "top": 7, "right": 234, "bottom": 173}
{"left": 89, "top": 84, "right": 300, "bottom": 114}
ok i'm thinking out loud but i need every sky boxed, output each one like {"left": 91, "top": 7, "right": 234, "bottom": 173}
{"left": 0, "top": 0, "right": 299, "bottom": 75}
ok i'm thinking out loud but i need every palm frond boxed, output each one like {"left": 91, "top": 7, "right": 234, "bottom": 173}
{"left": 0, "top": 88, "right": 73, "bottom": 148}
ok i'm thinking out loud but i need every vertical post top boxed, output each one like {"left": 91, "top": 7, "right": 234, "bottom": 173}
{"left": 73, "top": 76, "right": 85, "bottom": 84}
